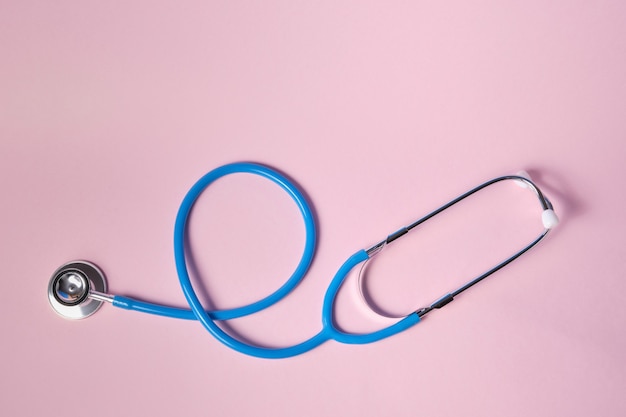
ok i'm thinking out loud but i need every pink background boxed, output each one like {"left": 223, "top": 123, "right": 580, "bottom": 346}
{"left": 2, "top": 1, "right": 625, "bottom": 416}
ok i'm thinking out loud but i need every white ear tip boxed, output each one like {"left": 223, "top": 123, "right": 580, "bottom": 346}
{"left": 542, "top": 209, "right": 559, "bottom": 229}
{"left": 515, "top": 170, "right": 532, "bottom": 188}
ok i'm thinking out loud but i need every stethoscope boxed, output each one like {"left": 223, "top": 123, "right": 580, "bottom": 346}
{"left": 48, "top": 162, "right": 559, "bottom": 359}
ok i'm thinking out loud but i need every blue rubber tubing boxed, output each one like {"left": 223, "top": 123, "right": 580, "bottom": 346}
{"left": 110, "top": 162, "right": 421, "bottom": 358}
{"left": 174, "top": 162, "right": 323, "bottom": 358}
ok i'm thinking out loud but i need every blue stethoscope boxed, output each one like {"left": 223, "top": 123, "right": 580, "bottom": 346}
{"left": 48, "top": 162, "right": 559, "bottom": 359}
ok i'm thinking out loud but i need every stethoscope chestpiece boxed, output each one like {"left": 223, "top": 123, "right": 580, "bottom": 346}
{"left": 47, "top": 260, "right": 107, "bottom": 320}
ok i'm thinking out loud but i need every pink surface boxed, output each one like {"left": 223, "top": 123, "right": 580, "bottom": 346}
{"left": 2, "top": 1, "right": 626, "bottom": 416}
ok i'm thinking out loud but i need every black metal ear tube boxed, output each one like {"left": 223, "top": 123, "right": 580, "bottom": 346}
{"left": 361, "top": 171, "right": 558, "bottom": 320}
